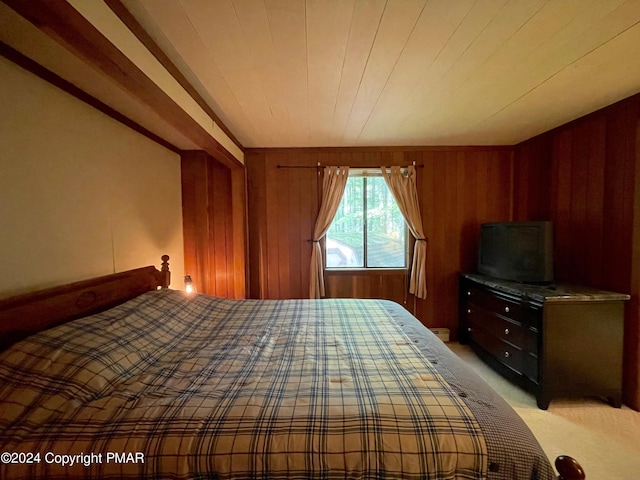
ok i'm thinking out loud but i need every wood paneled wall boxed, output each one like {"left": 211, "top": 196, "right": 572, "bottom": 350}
{"left": 181, "top": 151, "right": 247, "bottom": 299}
{"left": 325, "top": 270, "right": 409, "bottom": 306}
{"left": 245, "top": 147, "right": 514, "bottom": 336}
{"left": 513, "top": 94, "right": 640, "bottom": 410}
{"left": 246, "top": 152, "right": 320, "bottom": 299}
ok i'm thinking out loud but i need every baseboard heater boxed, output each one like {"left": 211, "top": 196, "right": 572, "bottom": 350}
{"left": 430, "top": 328, "right": 450, "bottom": 342}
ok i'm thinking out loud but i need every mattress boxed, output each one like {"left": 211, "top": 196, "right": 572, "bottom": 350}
{"left": 0, "top": 289, "right": 554, "bottom": 479}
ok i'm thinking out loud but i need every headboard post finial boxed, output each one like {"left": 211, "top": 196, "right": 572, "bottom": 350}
{"left": 555, "top": 455, "right": 585, "bottom": 480}
{"left": 160, "top": 255, "right": 170, "bottom": 288}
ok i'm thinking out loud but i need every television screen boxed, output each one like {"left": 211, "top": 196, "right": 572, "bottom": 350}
{"left": 478, "top": 221, "right": 553, "bottom": 283}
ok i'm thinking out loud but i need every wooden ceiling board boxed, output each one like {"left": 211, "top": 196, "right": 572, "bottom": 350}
{"left": 131, "top": 0, "right": 260, "bottom": 146}
{"left": 263, "top": 0, "right": 310, "bottom": 146}
{"left": 359, "top": 0, "right": 477, "bottom": 144}
{"left": 386, "top": 0, "right": 510, "bottom": 139}
{"left": 181, "top": 0, "right": 278, "bottom": 146}
{"left": 432, "top": 0, "right": 601, "bottom": 122}
{"left": 342, "top": 0, "right": 427, "bottom": 143}
{"left": 537, "top": 0, "right": 628, "bottom": 46}
{"left": 231, "top": 0, "right": 292, "bottom": 146}
{"left": 116, "top": 0, "right": 640, "bottom": 147}
{"left": 306, "top": 0, "right": 355, "bottom": 146}
{"left": 467, "top": 19, "right": 640, "bottom": 145}
{"left": 434, "top": 0, "right": 549, "bottom": 92}
{"left": 397, "top": 0, "right": 550, "bottom": 140}
{"left": 450, "top": 0, "right": 640, "bottom": 143}
{"left": 393, "top": 0, "right": 640, "bottom": 144}
{"left": 330, "top": 0, "right": 387, "bottom": 146}
{"left": 10, "top": 0, "right": 639, "bottom": 148}
{"left": 398, "top": 0, "right": 605, "bottom": 143}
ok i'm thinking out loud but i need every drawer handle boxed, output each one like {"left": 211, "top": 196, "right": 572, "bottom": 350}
{"left": 467, "top": 290, "right": 472, "bottom": 296}
{"left": 467, "top": 308, "right": 471, "bottom": 314}
{"left": 504, "top": 351, "right": 510, "bottom": 358}
{"left": 504, "top": 328, "right": 510, "bottom": 335}
{"left": 467, "top": 327, "right": 473, "bottom": 332}
{"left": 504, "top": 306, "right": 510, "bottom": 313}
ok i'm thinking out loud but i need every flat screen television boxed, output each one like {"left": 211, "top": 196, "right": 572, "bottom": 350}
{"left": 477, "top": 221, "right": 554, "bottom": 284}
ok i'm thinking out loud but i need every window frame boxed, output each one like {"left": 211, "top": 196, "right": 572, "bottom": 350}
{"left": 324, "top": 169, "right": 409, "bottom": 271}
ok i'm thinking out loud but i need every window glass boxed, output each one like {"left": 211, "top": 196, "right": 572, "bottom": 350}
{"left": 326, "top": 173, "right": 406, "bottom": 269}
{"left": 326, "top": 177, "right": 363, "bottom": 268}
{"left": 366, "top": 176, "right": 406, "bottom": 268}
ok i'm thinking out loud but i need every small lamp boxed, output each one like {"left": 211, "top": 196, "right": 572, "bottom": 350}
{"left": 184, "top": 275, "right": 196, "bottom": 294}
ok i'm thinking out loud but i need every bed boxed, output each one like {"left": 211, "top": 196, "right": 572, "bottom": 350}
{"left": 0, "top": 257, "right": 584, "bottom": 479}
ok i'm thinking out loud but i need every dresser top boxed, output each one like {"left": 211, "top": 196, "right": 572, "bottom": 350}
{"left": 461, "top": 273, "right": 630, "bottom": 303}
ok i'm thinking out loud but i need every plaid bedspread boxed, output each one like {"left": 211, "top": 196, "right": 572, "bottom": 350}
{"left": 0, "top": 290, "right": 487, "bottom": 479}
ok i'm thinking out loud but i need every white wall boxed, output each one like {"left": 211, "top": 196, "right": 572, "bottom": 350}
{"left": 0, "top": 56, "right": 185, "bottom": 297}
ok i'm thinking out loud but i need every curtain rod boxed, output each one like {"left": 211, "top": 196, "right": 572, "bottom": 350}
{"left": 276, "top": 164, "right": 423, "bottom": 169}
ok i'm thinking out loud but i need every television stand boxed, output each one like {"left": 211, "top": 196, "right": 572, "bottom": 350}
{"left": 459, "top": 273, "right": 629, "bottom": 409}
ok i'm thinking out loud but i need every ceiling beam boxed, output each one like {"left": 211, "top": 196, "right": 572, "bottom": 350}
{"left": 103, "top": 0, "right": 244, "bottom": 153}
{"left": 0, "top": 40, "right": 182, "bottom": 155}
{"left": 2, "top": 0, "right": 243, "bottom": 169}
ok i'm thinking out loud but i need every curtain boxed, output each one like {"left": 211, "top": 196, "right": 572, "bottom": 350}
{"left": 382, "top": 165, "right": 428, "bottom": 299}
{"left": 309, "top": 166, "right": 349, "bottom": 298}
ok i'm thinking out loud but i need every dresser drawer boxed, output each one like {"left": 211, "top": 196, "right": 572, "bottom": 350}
{"left": 463, "top": 285, "right": 541, "bottom": 328}
{"left": 465, "top": 303, "right": 524, "bottom": 347}
{"left": 464, "top": 286, "right": 520, "bottom": 318}
{"left": 468, "top": 325, "right": 523, "bottom": 374}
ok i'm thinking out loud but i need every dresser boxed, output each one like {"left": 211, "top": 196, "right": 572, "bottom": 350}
{"left": 459, "top": 273, "right": 629, "bottom": 409}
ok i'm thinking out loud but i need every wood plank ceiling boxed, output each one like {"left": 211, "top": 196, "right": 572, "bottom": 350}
{"left": 120, "top": 0, "right": 640, "bottom": 148}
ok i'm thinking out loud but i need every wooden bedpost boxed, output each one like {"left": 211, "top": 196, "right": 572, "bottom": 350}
{"left": 160, "top": 255, "right": 171, "bottom": 288}
{"left": 555, "top": 456, "right": 585, "bottom": 480}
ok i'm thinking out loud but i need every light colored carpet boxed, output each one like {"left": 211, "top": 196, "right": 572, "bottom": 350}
{"left": 447, "top": 342, "right": 640, "bottom": 480}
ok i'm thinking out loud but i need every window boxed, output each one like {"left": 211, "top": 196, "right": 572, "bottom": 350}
{"left": 326, "top": 171, "right": 407, "bottom": 269}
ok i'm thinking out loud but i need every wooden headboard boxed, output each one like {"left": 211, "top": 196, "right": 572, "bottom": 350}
{"left": 0, "top": 255, "right": 170, "bottom": 351}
